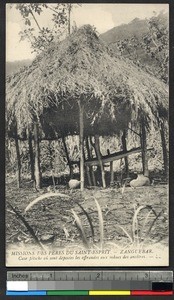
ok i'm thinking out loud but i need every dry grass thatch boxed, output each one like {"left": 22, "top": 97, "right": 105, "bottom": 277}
{"left": 6, "top": 25, "right": 168, "bottom": 139}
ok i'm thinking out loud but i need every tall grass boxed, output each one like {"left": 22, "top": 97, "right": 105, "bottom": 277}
{"left": 75, "top": 202, "right": 95, "bottom": 242}
{"left": 7, "top": 201, "right": 46, "bottom": 250}
{"left": 71, "top": 209, "right": 90, "bottom": 248}
{"left": 71, "top": 198, "right": 104, "bottom": 249}
{"left": 8, "top": 188, "right": 165, "bottom": 250}
{"left": 24, "top": 192, "right": 70, "bottom": 213}
{"left": 7, "top": 192, "right": 71, "bottom": 248}
{"left": 114, "top": 205, "right": 165, "bottom": 248}
{"left": 94, "top": 198, "right": 104, "bottom": 248}
{"left": 71, "top": 199, "right": 164, "bottom": 249}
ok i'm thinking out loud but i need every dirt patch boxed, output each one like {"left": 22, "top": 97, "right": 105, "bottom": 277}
{"left": 6, "top": 179, "right": 168, "bottom": 250}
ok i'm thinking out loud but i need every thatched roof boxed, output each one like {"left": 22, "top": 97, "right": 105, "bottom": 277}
{"left": 6, "top": 25, "right": 168, "bottom": 139}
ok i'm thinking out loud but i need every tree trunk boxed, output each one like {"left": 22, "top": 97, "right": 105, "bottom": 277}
{"left": 34, "top": 122, "right": 41, "bottom": 189}
{"left": 62, "top": 136, "right": 73, "bottom": 178}
{"left": 79, "top": 102, "right": 85, "bottom": 191}
{"left": 121, "top": 129, "right": 129, "bottom": 176}
{"left": 14, "top": 126, "right": 21, "bottom": 188}
{"left": 141, "top": 118, "right": 149, "bottom": 176}
{"left": 94, "top": 135, "right": 106, "bottom": 188}
{"left": 28, "top": 132, "right": 35, "bottom": 181}
{"left": 160, "top": 120, "right": 168, "bottom": 177}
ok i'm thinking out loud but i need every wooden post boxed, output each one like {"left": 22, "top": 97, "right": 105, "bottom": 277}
{"left": 48, "top": 141, "right": 53, "bottom": 169}
{"left": 28, "top": 131, "right": 35, "bottom": 181}
{"left": 85, "top": 137, "right": 91, "bottom": 158}
{"left": 48, "top": 141, "right": 56, "bottom": 190}
{"left": 90, "top": 135, "right": 100, "bottom": 178}
{"left": 121, "top": 129, "right": 129, "bottom": 176}
{"left": 62, "top": 136, "right": 73, "bottom": 178}
{"left": 90, "top": 136, "right": 97, "bottom": 157}
{"left": 160, "top": 119, "right": 168, "bottom": 177}
{"left": 85, "top": 137, "right": 93, "bottom": 186}
{"left": 140, "top": 118, "right": 149, "bottom": 176}
{"left": 110, "top": 161, "right": 114, "bottom": 185}
{"left": 14, "top": 125, "right": 21, "bottom": 188}
{"left": 34, "top": 121, "right": 41, "bottom": 189}
{"left": 91, "top": 167, "right": 96, "bottom": 186}
{"left": 107, "top": 149, "right": 114, "bottom": 185}
{"left": 83, "top": 142, "right": 86, "bottom": 163}
{"left": 88, "top": 136, "right": 96, "bottom": 186}
{"left": 94, "top": 135, "right": 106, "bottom": 188}
{"left": 86, "top": 166, "right": 92, "bottom": 186}
{"left": 79, "top": 102, "right": 85, "bottom": 191}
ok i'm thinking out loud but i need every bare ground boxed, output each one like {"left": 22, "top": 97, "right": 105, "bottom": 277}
{"left": 6, "top": 178, "right": 168, "bottom": 250}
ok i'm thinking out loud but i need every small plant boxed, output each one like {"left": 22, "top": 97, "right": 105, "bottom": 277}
{"left": 7, "top": 192, "right": 71, "bottom": 248}
{"left": 114, "top": 204, "right": 165, "bottom": 248}
{"left": 71, "top": 209, "right": 90, "bottom": 248}
{"left": 8, "top": 188, "right": 165, "bottom": 251}
{"left": 94, "top": 198, "right": 104, "bottom": 248}
{"left": 7, "top": 201, "right": 46, "bottom": 250}
{"left": 24, "top": 192, "right": 70, "bottom": 213}
{"left": 71, "top": 199, "right": 164, "bottom": 250}
{"left": 51, "top": 170, "right": 56, "bottom": 192}
{"left": 71, "top": 197, "right": 104, "bottom": 249}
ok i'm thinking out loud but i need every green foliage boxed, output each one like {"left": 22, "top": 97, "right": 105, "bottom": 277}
{"left": 141, "top": 12, "right": 168, "bottom": 83}
{"left": 13, "top": 3, "right": 81, "bottom": 53}
{"left": 6, "top": 140, "right": 67, "bottom": 177}
{"left": 40, "top": 140, "right": 67, "bottom": 174}
{"left": 103, "top": 12, "right": 168, "bottom": 83}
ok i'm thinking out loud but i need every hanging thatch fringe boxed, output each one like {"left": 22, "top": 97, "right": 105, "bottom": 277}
{"left": 6, "top": 25, "right": 168, "bottom": 141}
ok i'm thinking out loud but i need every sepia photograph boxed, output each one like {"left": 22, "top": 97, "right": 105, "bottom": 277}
{"left": 6, "top": 3, "right": 169, "bottom": 266}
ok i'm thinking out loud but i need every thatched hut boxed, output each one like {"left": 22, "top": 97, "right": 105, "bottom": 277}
{"left": 6, "top": 25, "right": 168, "bottom": 190}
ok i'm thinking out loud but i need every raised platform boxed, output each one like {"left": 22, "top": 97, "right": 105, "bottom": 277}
{"left": 71, "top": 147, "right": 153, "bottom": 167}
